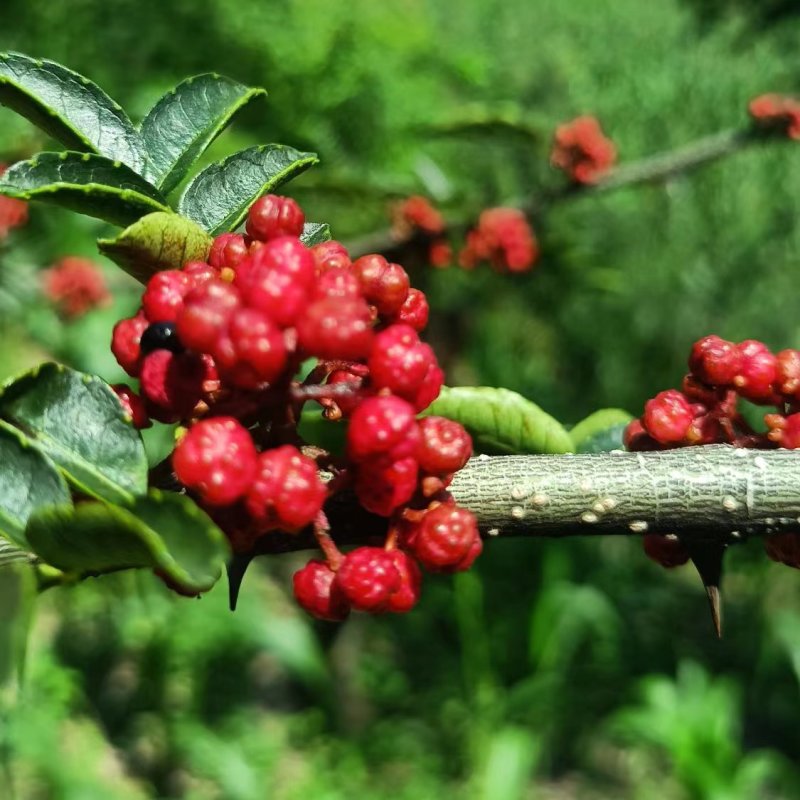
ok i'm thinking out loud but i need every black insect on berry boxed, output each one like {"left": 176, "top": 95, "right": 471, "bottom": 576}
{"left": 140, "top": 321, "right": 184, "bottom": 355}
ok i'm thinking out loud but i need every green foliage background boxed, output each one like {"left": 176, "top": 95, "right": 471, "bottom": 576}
{"left": 3, "top": 0, "right": 800, "bottom": 797}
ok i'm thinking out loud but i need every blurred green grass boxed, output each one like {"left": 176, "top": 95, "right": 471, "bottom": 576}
{"left": 3, "top": 0, "right": 800, "bottom": 797}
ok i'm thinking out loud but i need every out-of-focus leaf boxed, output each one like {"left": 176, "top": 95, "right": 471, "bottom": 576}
{"left": 0, "top": 420, "right": 71, "bottom": 549}
{"left": 570, "top": 408, "right": 633, "bottom": 453}
{"left": 26, "top": 491, "right": 229, "bottom": 594}
{"left": 425, "top": 386, "right": 574, "bottom": 454}
{"left": 0, "top": 561, "right": 36, "bottom": 692}
{"left": 299, "top": 222, "right": 331, "bottom": 246}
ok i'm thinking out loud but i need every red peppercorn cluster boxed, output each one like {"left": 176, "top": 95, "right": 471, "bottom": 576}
{"left": 626, "top": 335, "right": 800, "bottom": 568}
{"left": 109, "top": 194, "right": 480, "bottom": 617}
{"left": 42, "top": 256, "right": 111, "bottom": 319}
{"left": 550, "top": 116, "right": 616, "bottom": 185}
{"left": 458, "top": 207, "right": 538, "bottom": 273}
{"left": 748, "top": 94, "right": 800, "bottom": 140}
{"left": 0, "top": 163, "right": 29, "bottom": 240}
{"left": 390, "top": 195, "right": 453, "bottom": 269}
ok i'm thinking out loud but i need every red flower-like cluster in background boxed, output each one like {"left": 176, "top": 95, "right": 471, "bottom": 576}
{"left": 550, "top": 115, "right": 617, "bottom": 185}
{"left": 392, "top": 195, "right": 454, "bottom": 269}
{"left": 42, "top": 257, "right": 111, "bottom": 319}
{"left": 748, "top": 94, "right": 800, "bottom": 140}
{"left": 626, "top": 335, "right": 800, "bottom": 569}
{"left": 459, "top": 207, "right": 539, "bottom": 273}
{"left": 111, "top": 194, "right": 481, "bottom": 619}
{"left": 0, "top": 164, "right": 29, "bottom": 240}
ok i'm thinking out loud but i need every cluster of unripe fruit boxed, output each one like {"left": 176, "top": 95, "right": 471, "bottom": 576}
{"left": 110, "top": 194, "right": 481, "bottom": 619}
{"left": 626, "top": 335, "right": 800, "bottom": 570}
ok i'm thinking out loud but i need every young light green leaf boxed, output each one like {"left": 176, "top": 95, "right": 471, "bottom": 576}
{"left": 0, "top": 562, "right": 37, "bottom": 692}
{"left": 300, "top": 222, "right": 332, "bottom": 247}
{"left": 570, "top": 408, "right": 634, "bottom": 454}
{"left": 424, "top": 386, "right": 574, "bottom": 455}
{"left": 0, "top": 51, "right": 147, "bottom": 172}
{"left": 0, "top": 152, "right": 170, "bottom": 226}
{"left": 0, "top": 421, "right": 71, "bottom": 549}
{"left": 26, "top": 491, "right": 230, "bottom": 594}
{"left": 0, "top": 363, "right": 148, "bottom": 504}
{"left": 178, "top": 144, "right": 318, "bottom": 234}
{"left": 98, "top": 211, "right": 212, "bottom": 283}
{"left": 140, "top": 73, "right": 268, "bottom": 194}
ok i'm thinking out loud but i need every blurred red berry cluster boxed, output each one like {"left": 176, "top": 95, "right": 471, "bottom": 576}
{"left": 550, "top": 116, "right": 616, "bottom": 184}
{"left": 459, "top": 207, "right": 538, "bottom": 273}
{"left": 748, "top": 94, "right": 800, "bottom": 140}
{"left": 42, "top": 256, "right": 111, "bottom": 319}
{"left": 0, "top": 164, "right": 29, "bottom": 240}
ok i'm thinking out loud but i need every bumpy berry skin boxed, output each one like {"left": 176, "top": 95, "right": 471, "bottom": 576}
{"left": 347, "top": 395, "right": 419, "bottom": 462}
{"left": 297, "top": 297, "right": 375, "bottom": 360}
{"left": 642, "top": 535, "right": 690, "bottom": 568}
{"left": 139, "top": 351, "right": 209, "bottom": 418}
{"left": 409, "top": 360, "right": 444, "bottom": 412}
{"left": 112, "top": 384, "right": 151, "bottom": 429}
{"left": 766, "top": 412, "right": 800, "bottom": 449}
{"left": 352, "top": 254, "right": 410, "bottom": 316}
{"left": 405, "top": 504, "right": 482, "bottom": 573}
{"left": 312, "top": 268, "right": 361, "bottom": 301}
{"left": 237, "top": 260, "right": 308, "bottom": 328}
{"left": 643, "top": 390, "right": 694, "bottom": 444}
{"left": 385, "top": 550, "right": 422, "bottom": 613}
{"left": 776, "top": 349, "right": 800, "bottom": 398}
{"left": 246, "top": 445, "right": 326, "bottom": 531}
{"left": 213, "top": 308, "right": 287, "bottom": 389}
{"left": 416, "top": 417, "right": 472, "bottom": 475}
{"left": 312, "top": 240, "right": 351, "bottom": 273}
{"left": 334, "top": 547, "right": 402, "bottom": 612}
{"left": 251, "top": 236, "right": 316, "bottom": 289}
{"left": 368, "top": 325, "right": 435, "bottom": 397}
{"left": 177, "top": 279, "right": 241, "bottom": 353}
{"left": 354, "top": 456, "right": 419, "bottom": 517}
{"left": 172, "top": 416, "right": 258, "bottom": 506}
{"left": 209, "top": 233, "right": 248, "bottom": 270}
{"left": 393, "top": 288, "right": 429, "bottom": 332}
{"left": 689, "top": 335, "right": 740, "bottom": 386}
{"left": 246, "top": 195, "right": 305, "bottom": 241}
{"left": 182, "top": 260, "right": 218, "bottom": 285}
{"left": 111, "top": 313, "right": 149, "bottom": 376}
{"left": 139, "top": 321, "right": 184, "bottom": 355}
{"left": 293, "top": 560, "right": 351, "bottom": 620}
{"left": 142, "top": 270, "right": 194, "bottom": 323}
{"left": 734, "top": 340, "right": 778, "bottom": 404}
{"left": 324, "top": 369, "right": 366, "bottom": 416}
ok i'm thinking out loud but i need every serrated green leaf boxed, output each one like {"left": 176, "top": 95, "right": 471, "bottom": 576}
{"left": 98, "top": 211, "right": 212, "bottom": 283}
{"left": 0, "top": 152, "right": 170, "bottom": 226}
{"left": 178, "top": 144, "right": 318, "bottom": 234}
{"left": 570, "top": 408, "right": 634, "bottom": 454}
{"left": 0, "top": 52, "right": 146, "bottom": 172}
{"left": 0, "top": 562, "right": 36, "bottom": 692}
{"left": 300, "top": 222, "right": 332, "bottom": 246}
{"left": 141, "top": 73, "right": 267, "bottom": 195}
{"left": 425, "top": 386, "right": 574, "bottom": 455}
{"left": 26, "top": 491, "right": 229, "bottom": 594}
{"left": 0, "top": 420, "right": 71, "bottom": 549}
{"left": 0, "top": 363, "right": 147, "bottom": 504}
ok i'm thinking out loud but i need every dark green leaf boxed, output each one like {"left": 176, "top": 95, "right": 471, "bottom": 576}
{"left": 0, "top": 152, "right": 170, "bottom": 226}
{"left": 570, "top": 408, "right": 634, "bottom": 454}
{"left": 0, "top": 52, "right": 147, "bottom": 172}
{"left": 0, "top": 363, "right": 148, "bottom": 504}
{"left": 26, "top": 491, "right": 230, "bottom": 594}
{"left": 0, "top": 540, "right": 31, "bottom": 568}
{"left": 98, "top": 211, "right": 212, "bottom": 283}
{"left": 140, "top": 73, "right": 267, "bottom": 195}
{"left": 300, "top": 222, "right": 332, "bottom": 247}
{"left": 0, "top": 420, "right": 71, "bottom": 549}
{"left": 425, "top": 386, "right": 574, "bottom": 455}
{"left": 0, "top": 562, "right": 36, "bottom": 691}
{"left": 178, "top": 144, "right": 318, "bottom": 234}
